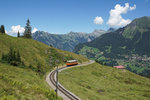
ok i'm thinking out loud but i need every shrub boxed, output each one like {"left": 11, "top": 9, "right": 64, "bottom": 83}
{"left": 1, "top": 47, "right": 23, "bottom": 66}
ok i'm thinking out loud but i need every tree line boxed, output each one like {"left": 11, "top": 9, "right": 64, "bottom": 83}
{"left": 0, "top": 19, "right": 32, "bottom": 38}
{"left": 1, "top": 47, "right": 43, "bottom": 74}
{"left": 0, "top": 25, "right": 5, "bottom": 34}
{"left": 1, "top": 47, "right": 22, "bottom": 66}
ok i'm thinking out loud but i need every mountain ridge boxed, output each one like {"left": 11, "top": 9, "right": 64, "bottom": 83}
{"left": 74, "top": 16, "right": 150, "bottom": 77}
{"left": 32, "top": 29, "right": 106, "bottom": 52}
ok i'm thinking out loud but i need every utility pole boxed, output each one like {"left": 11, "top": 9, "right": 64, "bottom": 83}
{"left": 55, "top": 59, "right": 59, "bottom": 98}
{"left": 49, "top": 54, "right": 60, "bottom": 98}
{"left": 45, "top": 49, "right": 48, "bottom": 78}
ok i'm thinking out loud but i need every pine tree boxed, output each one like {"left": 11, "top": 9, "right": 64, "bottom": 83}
{"left": 8, "top": 47, "right": 13, "bottom": 63}
{"left": 12, "top": 51, "right": 17, "bottom": 61}
{"left": 1, "top": 53, "right": 7, "bottom": 61}
{"left": 16, "top": 50, "right": 21, "bottom": 62}
{"left": 17, "top": 31, "right": 20, "bottom": 37}
{"left": 1, "top": 47, "right": 22, "bottom": 66}
{"left": 24, "top": 19, "right": 32, "bottom": 38}
{"left": 0, "top": 25, "right": 5, "bottom": 34}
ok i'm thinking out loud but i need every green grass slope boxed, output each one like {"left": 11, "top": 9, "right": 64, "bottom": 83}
{"left": 0, "top": 34, "right": 88, "bottom": 99}
{"left": 0, "top": 62, "right": 61, "bottom": 100}
{"left": 0, "top": 34, "right": 88, "bottom": 68}
{"left": 59, "top": 63, "right": 150, "bottom": 100}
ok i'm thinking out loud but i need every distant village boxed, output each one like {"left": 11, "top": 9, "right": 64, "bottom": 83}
{"left": 123, "top": 54, "right": 150, "bottom": 61}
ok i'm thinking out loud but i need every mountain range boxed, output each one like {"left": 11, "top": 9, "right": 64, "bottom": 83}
{"left": 74, "top": 16, "right": 150, "bottom": 77}
{"left": 32, "top": 29, "right": 106, "bottom": 52}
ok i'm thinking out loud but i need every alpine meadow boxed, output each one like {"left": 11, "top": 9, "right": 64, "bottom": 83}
{"left": 0, "top": 0, "right": 150, "bottom": 100}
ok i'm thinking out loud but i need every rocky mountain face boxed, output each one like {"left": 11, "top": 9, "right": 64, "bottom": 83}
{"left": 107, "top": 28, "right": 116, "bottom": 32}
{"left": 74, "top": 16, "right": 150, "bottom": 77}
{"left": 32, "top": 29, "right": 106, "bottom": 52}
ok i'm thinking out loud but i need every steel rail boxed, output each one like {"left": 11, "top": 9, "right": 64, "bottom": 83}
{"left": 49, "top": 67, "right": 79, "bottom": 100}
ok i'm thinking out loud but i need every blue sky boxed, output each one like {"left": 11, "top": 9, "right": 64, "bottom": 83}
{"left": 0, "top": 0, "right": 150, "bottom": 35}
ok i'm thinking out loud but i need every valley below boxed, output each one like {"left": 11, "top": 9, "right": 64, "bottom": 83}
{"left": 74, "top": 16, "right": 150, "bottom": 78}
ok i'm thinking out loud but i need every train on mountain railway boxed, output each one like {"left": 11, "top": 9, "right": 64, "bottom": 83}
{"left": 66, "top": 60, "right": 78, "bottom": 66}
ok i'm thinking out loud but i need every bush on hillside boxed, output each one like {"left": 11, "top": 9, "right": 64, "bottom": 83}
{"left": 1, "top": 47, "right": 23, "bottom": 66}
{"left": 0, "top": 25, "right": 5, "bottom": 34}
{"left": 37, "top": 62, "right": 44, "bottom": 73}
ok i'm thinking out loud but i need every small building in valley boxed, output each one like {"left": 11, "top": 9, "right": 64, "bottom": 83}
{"left": 113, "top": 65, "right": 125, "bottom": 69}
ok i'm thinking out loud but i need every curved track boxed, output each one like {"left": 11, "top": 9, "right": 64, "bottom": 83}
{"left": 50, "top": 68, "right": 79, "bottom": 100}
{"left": 46, "top": 60, "right": 94, "bottom": 100}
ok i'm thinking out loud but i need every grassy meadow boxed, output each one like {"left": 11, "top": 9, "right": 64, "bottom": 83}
{"left": 59, "top": 63, "right": 150, "bottom": 100}
{"left": 0, "top": 34, "right": 88, "bottom": 68}
{"left": 0, "top": 34, "right": 88, "bottom": 99}
{"left": 0, "top": 62, "right": 62, "bottom": 100}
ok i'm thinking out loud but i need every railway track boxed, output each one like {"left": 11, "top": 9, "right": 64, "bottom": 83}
{"left": 49, "top": 67, "right": 79, "bottom": 100}
{"left": 46, "top": 60, "right": 94, "bottom": 100}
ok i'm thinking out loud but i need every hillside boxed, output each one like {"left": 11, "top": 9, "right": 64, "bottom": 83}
{"left": 0, "top": 62, "right": 62, "bottom": 100}
{"left": 59, "top": 63, "right": 150, "bottom": 100}
{"left": 74, "top": 16, "right": 150, "bottom": 77}
{"left": 0, "top": 34, "right": 88, "bottom": 99}
{"left": 0, "top": 34, "right": 88, "bottom": 68}
{"left": 32, "top": 29, "right": 106, "bottom": 52}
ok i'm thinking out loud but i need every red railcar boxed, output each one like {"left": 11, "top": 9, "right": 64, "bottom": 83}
{"left": 66, "top": 60, "right": 78, "bottom": 66}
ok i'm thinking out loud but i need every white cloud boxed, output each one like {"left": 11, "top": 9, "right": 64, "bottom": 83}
{"left": 8, "top": 25, "right": 25, "bottom": 34}
{"left": 32, "top": 28, "right": 38, "bottom": 33}
{"left": 94, "top": 16, "right": 104, "bottom": 24}
{"left": 107, "top": 3, "right": 136, "bottom": 27}
{"left": 130, "top": 4, "right": 136, "bottom": 10}
{"left": 5, "top": 30, "right": 8, "bottom": 34}
{"left": 7, "top": 25, "right": 38, "bottom": 36}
